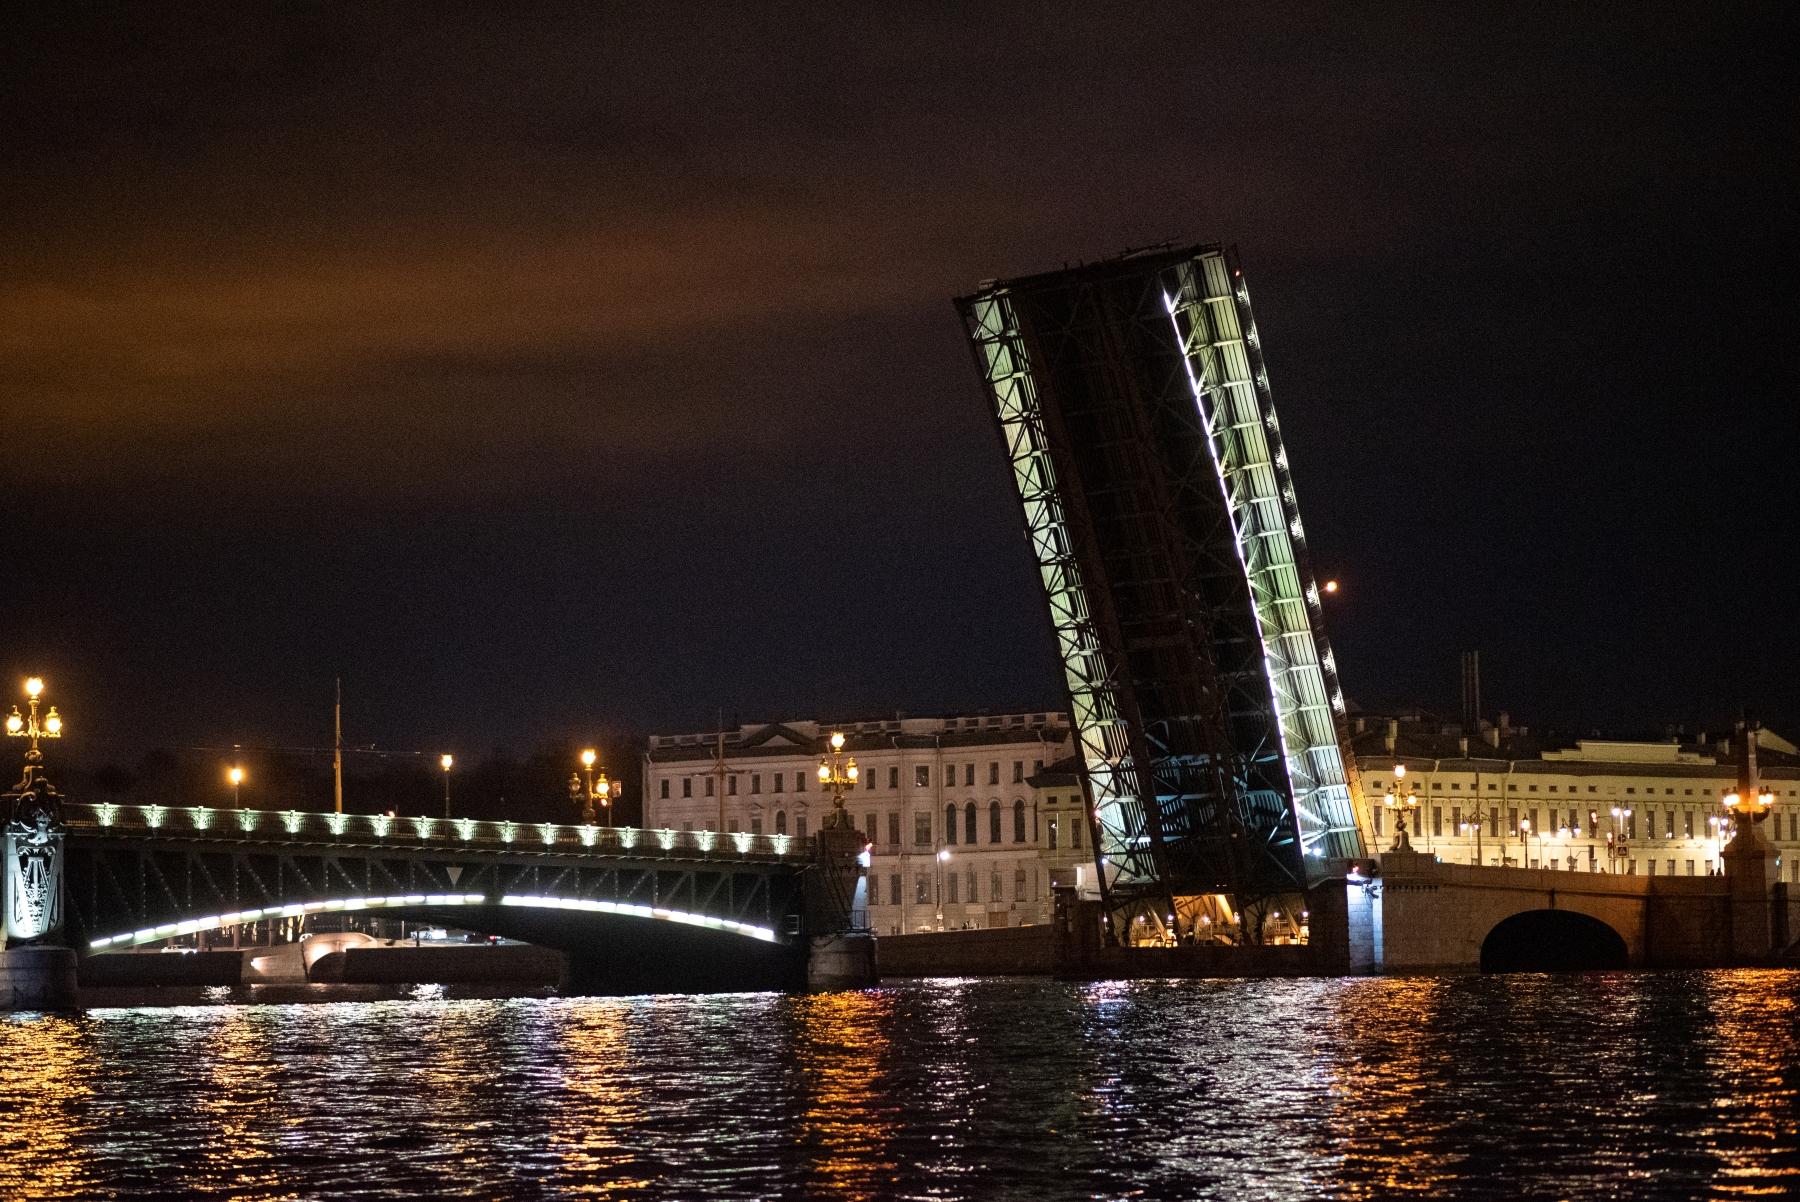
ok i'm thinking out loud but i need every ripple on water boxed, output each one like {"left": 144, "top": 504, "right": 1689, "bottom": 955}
{"left": 2, "top": 971, "right": 1797, "bottom": 1200}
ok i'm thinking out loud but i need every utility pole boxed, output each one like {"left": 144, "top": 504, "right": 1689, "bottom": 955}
{"left": 710, "top": 710, "right": 736, "bottom": 834}
{"left": 333, "top": 677, "right": 344, "bottom": 814}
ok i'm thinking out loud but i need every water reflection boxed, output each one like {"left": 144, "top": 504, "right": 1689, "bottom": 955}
{"left": 0, "top": 972, "right": 1795, "bottom": 1200}
{"left": 790, "top": 989, "right": 895, "bottom": 1200}
{"left": 0, "top": 1015, "right": 96, "bottom": 1199}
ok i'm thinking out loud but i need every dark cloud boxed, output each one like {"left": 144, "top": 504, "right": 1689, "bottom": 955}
{"left": 1, "top": 4, "right": 1795, "bottom": 767}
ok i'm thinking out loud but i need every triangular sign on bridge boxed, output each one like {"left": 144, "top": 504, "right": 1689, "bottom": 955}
{"left": 446, "top": 865, "right": 463, "bottom": 885}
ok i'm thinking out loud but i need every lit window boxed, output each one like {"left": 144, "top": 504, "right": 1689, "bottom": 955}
{"left": 775, "top": 810, "right": 787, "bottom": 835}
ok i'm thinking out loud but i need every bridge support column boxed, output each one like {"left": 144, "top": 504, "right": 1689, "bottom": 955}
{"left": 0, "top": 945, "right": 78, "bottom": 1011}
{"left": 1723, "top": 824, "right": 1780, "bottom": 963}
{"left": 807, "top": 931, "right": 877, "bottom": 991}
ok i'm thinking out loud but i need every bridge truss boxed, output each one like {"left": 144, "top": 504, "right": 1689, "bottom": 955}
{"left": 958, "top": 244, "right": 1368, "bottom": 924}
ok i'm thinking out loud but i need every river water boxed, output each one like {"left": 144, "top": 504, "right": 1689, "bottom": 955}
{"left": 2, "top": 971, "right": 1796, "bottom": 1200}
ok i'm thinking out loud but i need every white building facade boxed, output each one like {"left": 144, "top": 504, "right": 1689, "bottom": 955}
{"left": 643, "top": 713, "right": 1078, "bottom": 934}
{"left": 1353, "top": 716, "right": 1800, "bottom": 881}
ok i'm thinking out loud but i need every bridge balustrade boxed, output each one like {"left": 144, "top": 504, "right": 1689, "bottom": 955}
{"left": 65, "top": 802, "right": 806, "bottom": 862}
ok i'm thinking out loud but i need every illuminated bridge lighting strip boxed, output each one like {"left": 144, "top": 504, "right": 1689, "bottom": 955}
{"left": 88, "top": 893, "right": 488, "bottom": 950}
{"left": 498, "top": 894, "right": 779, "bottom": 943}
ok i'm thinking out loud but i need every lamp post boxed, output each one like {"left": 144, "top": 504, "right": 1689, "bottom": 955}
{"left": 226, "top": 765, "right": 245, "bottom": 809}
{"left": 1381, "top": 763, "right": 1418, "bottom": 852}
{"left": 439, "top": 754, "right": 454, "bottom": 818}
{"left": 1720, "top": 727, "right": 1776, "bottom": 868}
{"left": 817, "top": 731, "right": 859, "bottom": 829}
{"left": 1607, "top": 805, "right": 1632, "bottom": 872}
{"left": 1517, "top": 817, "right": 1530, "bottom": 867}
{"left": 576, "top": 749, "right": 614, "bottom": 827}
{"left": 5, "top": 676, "right": 63, "bottom": 783}
{"left": 935, "top": 848, "right": 950, "bottom": 931}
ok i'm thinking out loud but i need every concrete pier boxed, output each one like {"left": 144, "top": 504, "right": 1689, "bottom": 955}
{"left": 0, "top": 945, "right": 79, "bottom": 1010}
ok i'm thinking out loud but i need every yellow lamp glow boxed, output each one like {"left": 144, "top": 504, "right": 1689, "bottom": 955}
{"left": 5, "top": 710, "right": 21, "bottom": 734}
{"left": 24, "top": 677, "right": 43, "bottom": 700}
{"left": 227, "top": 766, "right": 244, "bottom": 786}
{"left": 43, "top": 709, "right": 62, "bottom": 735}
{"left": 830, "top": 731, "right": 845, "bottom": 752}
{"left": 580, "top": 749, "right": 596, "bottom": 769}
{"left": 818, "top": 761, "right": 830, "bottom": 783}
{"left": 440, "top": 753, "right": 454, "bottom": 772}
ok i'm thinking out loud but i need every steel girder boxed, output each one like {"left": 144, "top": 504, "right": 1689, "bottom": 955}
{"left": 63, "top": 832, "right": 805, "bottom": 950}
{"left": 958, "top": 244, "right": 1367, "bottom": 914}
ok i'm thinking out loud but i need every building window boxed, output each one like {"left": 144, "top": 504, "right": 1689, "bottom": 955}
{"left": 888, "top": 874, "right": 901, "bottom": 906}
{"left": 728, "top": 776, "right": 738, "bottom": 796}
{"left": 682, "top": 822, "right": 692, "bottom": 832}
{"left": 948, "top": 873, "right": 959, "bottom": 904}
{"left": 916, "top": 766, "right": 930, "bottom": 788}
{"left": 796, "top": 771, "right": 805, "bottom": 792}
{"left": 965, "top": 764, "right": 975, "bottom": 787}
{"left": 751, "top": 817, "right": 763, "bottom": 835}
{"left": 989, "top": 801, "right": 1002, "bottom": 844}
{"left": 682, "top": 778, "right": 693, "bottom": 798}
{"left": 916, "top": 876, "right": 930, "bottom": 904}
{"left": 944, "top": 803, "right": 958, "bottom": 844}
{"left": 1627, "top": 813, "right": 1637, "bottom": 839}
{"left": 988, "top": 762, "right": 1000, "bottom": 786}
{"left": 1013, "top": 761, "right": 1024, "bottom": 784}
{"left": 1015, "top": 868, "right": 1027, "bottom": 901}
{"left": 1489, "top": 811, "right": 1500, "bottom": 838}
{"left": 1647, "top": 860, "right": 1656, "bottom": 875}
{"left": 1373, "top": 808, "right": 1384, "bottom": 837}
{"left": 1451, "top": 806, "right": 1462, "bottom": 831}
{"left": 1071, "top": 819, "right": 1082, "bottom": 850}
{"left": 915, "top": 813, "right": 932, "bottom": 846}
{"left": 775, "top": 810, "right": 787, "bottom": 836}
{"left": 796, "top": 816, "right": 808, "bottom": 839}
{"left": 1685, "top": 860, "right": 1695, "bottom": 876}
{"left": 659, "top": 779, "right": 670, "bottom": 799}
{"left": 1684, "top": 811, "right": 1694, "bottom": 838}
{"left": 965, "top": 870, "right": 977, "bottom": 904}
{"left": 751, "top": 774, "right": 761, "bottom": 794}
{"left": 1013, "top": 799, "right": 1027, "bottom": 843}
{"left": 888, "top": 812, "right": 901, "bottom": 847}
{"left": 866, "top": 814, "right": 878, "bottom": 841}
{"left": 990, "top": 870, "right": 1003, "bottom": 902}
{"left": 1048, "top": 817, "right": 1060, "bottom": 850}
{"left": 1432, "top": 807, "right": 1443, "bottom": 838}
{"left": 865, "top": 768, "right": 875, "bottom": 790}
{"left": 727, "top": 818, "right": 739, "bottom": 833}
{"left": 964, "top": 802, "right": 977, "bottom": 845}
{"left": 1034, "top": 760, "right": 1043, "bottom": 775}
{"left": 705, "top": 778, "right": 715, "bottom": 797}
{"left": 773, "top": 773, "right": 784, "bottom": 793}
{"left": 889, "top": 767, "right": 899, "bottom": 789}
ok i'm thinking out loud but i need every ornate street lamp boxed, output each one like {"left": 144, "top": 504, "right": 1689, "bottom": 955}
{"left": 5, "top": 676, "right": 63, "bottom": 784}
{"left": 935, "top": 848, "right": 951, "bottom": 930}
{"left": 1606, "top": 805, "right": 1632, "bottom": 871}
{"left": 439, "top": 754, "right": 454, "bottom": 818}
{"left": 226, "top": 765, "right": 246, "bottom": 809}
{"left": 817, "top": 731, "right": 859, "bottom": 829}
{"left": 1381, "top": 762, "right": 1418, "bottom": 851}
{"left": 575, "top": 748, "right": 614, "bottom": 826}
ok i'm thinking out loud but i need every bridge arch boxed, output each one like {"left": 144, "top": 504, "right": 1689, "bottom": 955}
{"left": 1479, "top": 909, "right": 1627, "bottom": 973}
{"left": 85, "top": 891, "right": 784, "bottom": 952}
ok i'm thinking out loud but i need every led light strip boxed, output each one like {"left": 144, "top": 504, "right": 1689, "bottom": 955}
{"left": 88, "top": 891, "right": 780, "bottom": 949}
{"left": 88, "top": 893, "right": 488, "bottom": 949}
{"left": 499, "top": 894, "right": 778, "bottom": 943}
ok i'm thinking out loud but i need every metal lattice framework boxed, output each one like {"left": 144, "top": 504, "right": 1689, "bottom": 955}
{"left": 958, "top": 244, "right": 1367, "bottom": 915}
{"left": 59, "top": 803, "right": 812, "bottom": 951}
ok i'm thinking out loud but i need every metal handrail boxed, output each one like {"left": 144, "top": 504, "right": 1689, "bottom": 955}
{"left": 62, "top": 801, "right": 805, "bottom": 861}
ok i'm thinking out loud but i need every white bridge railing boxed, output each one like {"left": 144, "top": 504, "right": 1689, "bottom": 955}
{"left": 63, "top": 801, "right": 805, "bottom": 862}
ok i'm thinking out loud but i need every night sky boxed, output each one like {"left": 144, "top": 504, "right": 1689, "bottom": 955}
{"left": 3, "top": 4, "right": 1796, "bottom": 774}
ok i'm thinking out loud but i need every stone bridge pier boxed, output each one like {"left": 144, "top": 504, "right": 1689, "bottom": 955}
{"left": 1344, "top": 846, "right": 1794, "bottom": 973}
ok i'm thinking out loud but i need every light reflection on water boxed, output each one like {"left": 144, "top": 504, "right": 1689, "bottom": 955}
{"left": 2, "top": 971, "right": 1796, "bottom": 1200}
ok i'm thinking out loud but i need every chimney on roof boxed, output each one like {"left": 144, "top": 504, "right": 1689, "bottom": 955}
{"left": 1384, "top": 718, "right": 1398, "bottom": 755}
{"left": 1498, "top": 711, "right": 1511, "bottom": 743}
{"left": 1482, "top": 719, "right": 1500, "bottom": 749}
{"left": 1458, "top": 735, "right": 1469, "bottom": 757}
